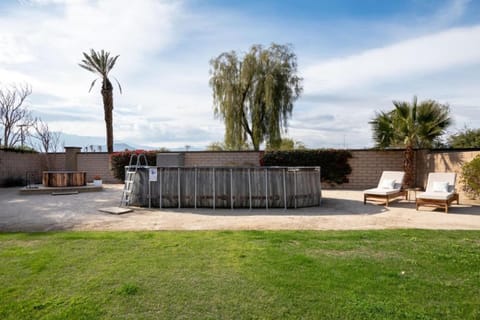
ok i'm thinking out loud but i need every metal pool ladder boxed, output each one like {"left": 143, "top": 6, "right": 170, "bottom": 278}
{"left": 120, "top": 154, "right": 149, "bottom": 207}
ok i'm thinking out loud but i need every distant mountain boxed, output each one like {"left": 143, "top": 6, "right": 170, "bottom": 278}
{"left": 56, "top": 133, "right": 203, "bottom": 152}
{"left": 58, "top": 133, "right": 153, "bottom": 152}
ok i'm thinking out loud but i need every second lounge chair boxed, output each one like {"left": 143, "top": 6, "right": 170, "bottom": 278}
{"left": 416, "top": 172, "right": 459, "bottom": 213}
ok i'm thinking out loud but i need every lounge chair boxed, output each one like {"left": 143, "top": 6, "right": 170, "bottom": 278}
{"left": 363, "top": 171, "right": 407, "bottom": 206}
{"left": 416, "top": 172, "right": 459, "bottom": 213}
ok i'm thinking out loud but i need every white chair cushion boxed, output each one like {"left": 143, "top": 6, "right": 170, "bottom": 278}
{"left": 380, "top": 179, "right": 395, "bottom": 189}
{"left": 432, "top": 181, "right": 449, "bottom": 193}
{"left": 364, "top": 188, "right": 402, "bottom": 196}
{"left": 417, "top": 192, "right": 454, "bottom": 200}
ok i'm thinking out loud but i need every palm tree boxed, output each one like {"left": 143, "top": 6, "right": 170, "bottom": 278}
{"left": 79, "top": 49, "right": 121, "bottom": 153}
{"left": 370, "top": 96, "right": 452, "bottom": 187}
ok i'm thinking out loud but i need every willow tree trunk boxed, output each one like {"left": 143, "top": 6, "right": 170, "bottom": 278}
{"left": 101, "top": 78, "right": 114, "bottom": 153}
{"left": 403, "top": 145, "right": 415, "bottom": 188}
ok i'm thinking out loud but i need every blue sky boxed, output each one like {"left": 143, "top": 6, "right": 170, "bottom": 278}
{"left": 1, "top": 0, "right": 479, "bottom": 149}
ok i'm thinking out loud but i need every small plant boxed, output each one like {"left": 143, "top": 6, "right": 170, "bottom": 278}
{"left": 461, "top": 155, "right": 480, "bottom": 199}
{"left": 93, "top": 175, "right": 101, "bottom": 180}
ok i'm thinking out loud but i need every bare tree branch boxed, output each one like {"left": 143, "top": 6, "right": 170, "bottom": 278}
{"left": 32, "top": 118, "right": 62, "bottom": 152}
{"left": 0, "top": 83, "right": 33, "bottom": 147}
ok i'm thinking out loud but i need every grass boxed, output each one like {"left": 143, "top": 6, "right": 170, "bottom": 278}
{"left": 1, "top": 230, "right": 479, "bottom": 319}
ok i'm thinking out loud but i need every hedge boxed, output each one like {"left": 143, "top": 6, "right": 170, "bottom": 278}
{"left": 110, "top": 150, "right": 158, "bottom": 181}
{"left": 0, "top": 146, "right": 37, "bottom": 153}
{"left": 261, "top": 149, "right": 352, "bottom": 184}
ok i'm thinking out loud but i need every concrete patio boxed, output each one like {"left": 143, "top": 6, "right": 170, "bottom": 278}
{"left": 1, "top": 184, "right": 479, "bottom": 232}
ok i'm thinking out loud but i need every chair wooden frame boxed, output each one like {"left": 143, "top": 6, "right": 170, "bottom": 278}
{"left": 416, "top": 194, "right": 459, "bottom": 213}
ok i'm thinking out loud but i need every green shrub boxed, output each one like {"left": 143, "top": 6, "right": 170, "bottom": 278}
{"left": 110, "top": 150, "right": 158, "bottom": 181}
{"left": 461, "top": 155, "right": 480, "bottom": 199}
{"left": 0, "top": 146, "right": 37, "bottom": 153}
{"left": 261, "top": 149, "right": 352, "bottom": 184}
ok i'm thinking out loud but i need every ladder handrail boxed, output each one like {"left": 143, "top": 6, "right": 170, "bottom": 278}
{"left": 136, "top": 154, "right": 149, "bottom": 167}
{"left": 126, "top": 154, "right": 149, "bottom": 171}
{"left": 121, "top": 153, "right": 150, "bottom": 207}
{"left": 128, "top": 154, "right": 135, "bottom": 167}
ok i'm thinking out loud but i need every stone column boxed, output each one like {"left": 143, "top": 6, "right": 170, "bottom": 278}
{"left": 65, "top": 147, "right": 82, "bottom": 171}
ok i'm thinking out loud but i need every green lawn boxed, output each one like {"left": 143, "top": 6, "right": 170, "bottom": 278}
{"left": 1, "top": 230, "right": 479, "bottom": 319}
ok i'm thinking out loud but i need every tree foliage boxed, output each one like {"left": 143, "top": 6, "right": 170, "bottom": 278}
{"left": 206, "top": 141, "right": 226, "bottom": 151}
{"left": 210, "top": 43, "right": 303, "bottom": 150}
{"left": 266, "top": 137, "right": 306, "bottom": 151}
{"left": 205, "top": 141, "right": 251, "bottom": 151}
{"left": 461, "top": 155, "right": 480, "bottom": 199}
{"left": 447, "top": 127, "right": 480, "bottom": 148}
{"left": 79, "top": 49, "right": 121, "bottom": 153}
{"left": 370, "top": 96, "right": 452, "bottom": 187}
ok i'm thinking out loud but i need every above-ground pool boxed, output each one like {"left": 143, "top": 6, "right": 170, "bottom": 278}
{"left": 127, "top": 166, "right": 321, "bottom": 209}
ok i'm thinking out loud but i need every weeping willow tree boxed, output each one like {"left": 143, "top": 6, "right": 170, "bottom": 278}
{"left": 370, "top": 96, "right": 452, "bottom": 187}
{"left": 209, "top": 43, "right": 303, "bottom": 150}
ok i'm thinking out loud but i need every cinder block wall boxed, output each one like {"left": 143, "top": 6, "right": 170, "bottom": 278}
{"left": 0, "top": 150, "right": 44, "bottom": 185}
{"left": 46, "top": 153, "right": 66, "bottom": 170}
{"left": 77, "top": 153, "right": 119, "bottom": 183}
{"left": 2, "top": 149, "right": 479, "bottom": 193}
{"left": 0, "top": 151, "right": 119, "bottom": 185}
{"left": 337, "top": 150, "right": 405, "bottom": 189}
{"left": 184, "top": 151, "right": 262, "bottom": 167}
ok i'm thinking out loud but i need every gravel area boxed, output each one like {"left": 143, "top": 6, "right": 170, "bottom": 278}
{"left": 1, "top": 184, "right": 479, "bottom": 232}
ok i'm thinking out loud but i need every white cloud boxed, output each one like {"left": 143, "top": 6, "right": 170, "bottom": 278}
{"left": 303, "top": 24, "right": 480, "bottom": 94}
{"left": 0, "top": 0, "right": 197, "bottom": 143}
{"left": 0, "top": 34, "right": 34, "bottom": 64}
{"left": 0, "top": 0, "right": 182, "bottom": 96}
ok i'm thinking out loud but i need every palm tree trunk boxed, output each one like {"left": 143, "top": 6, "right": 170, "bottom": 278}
{"left": 404, "top": 144, "right": 415, "bottom": 188}
{"left": 102, "top": 79, "right": 114, "bottom": 153}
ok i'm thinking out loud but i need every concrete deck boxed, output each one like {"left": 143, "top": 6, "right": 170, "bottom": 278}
{"left": 0, "top": 184, "right": 479, "bottom": 232}
{"left": 19, "top": 184, "right": 103, "bottom": 195}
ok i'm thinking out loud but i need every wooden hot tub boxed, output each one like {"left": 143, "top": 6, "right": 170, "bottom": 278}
{"left": 42, "top": 171, "right": 87, "bottom": 187}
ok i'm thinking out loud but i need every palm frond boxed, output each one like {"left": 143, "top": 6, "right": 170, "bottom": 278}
{"left": 88, "top": 78, "right": 99, "bottom": 92}
{"left": 113, "top": 76, "right": 122, "bottom": 94}
{"left": 108, "top": 55, "right": 120, "bottom": 72}
{"left": 370, "top": 111, "right": 395, "bottom": 148}
{"left": 78, "top": 63, "right": 97, "bottom": 73}
{"left": 373, "top": 96, "right": 452, "bottom": 149}
{"left": 80, "top": 48, "right": 121, "bottom": 92}
{"left": 90, "top": 49, "right": 107, "bottom": 75}
{"left": 81, "top": 52, "right": 103, "bottom": 74}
